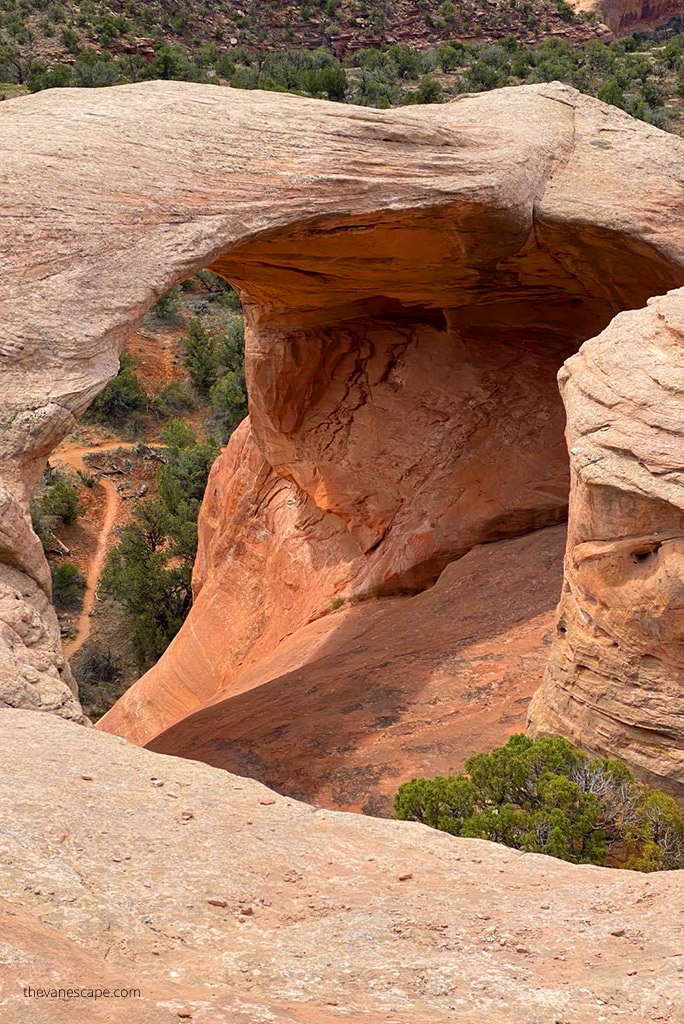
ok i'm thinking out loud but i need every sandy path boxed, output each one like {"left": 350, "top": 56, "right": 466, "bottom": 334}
{"left": 54, "top": 441, "right": 139, "bottom": 658}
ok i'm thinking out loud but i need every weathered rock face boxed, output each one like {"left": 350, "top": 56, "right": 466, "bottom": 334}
{"left": 1, "top": 81, "right": 684, "bottom": 793}
{"left": 1, "top": 710, "right": 683, "bottom": 1023}
{"left": 146, "top": 524, "right": 566, "bottom": 813}
{"left": 529, "top": 289, "right": 684, "bottom": 797}
{"left": 571, "top": 0, "right": 684, "bottom": 36}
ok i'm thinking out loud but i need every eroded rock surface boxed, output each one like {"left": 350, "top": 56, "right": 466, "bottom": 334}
{"left": 571, "top": 0, "right": 684, "bottom": 35}
{"left": 1, "top": 710, "right": 683, "bottom": 1023}
{"left": 2, "top": 82, "right": 684, "bottom": 790}
{"left": 145, "top": 524, "right": 566, "bottom": 812}
{"left": 529, "top": 289, "right": 684, "bottom": 797}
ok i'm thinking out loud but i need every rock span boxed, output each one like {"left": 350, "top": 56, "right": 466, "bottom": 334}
{"left": 1, "top": 81, "right": 683, "bottom": 798}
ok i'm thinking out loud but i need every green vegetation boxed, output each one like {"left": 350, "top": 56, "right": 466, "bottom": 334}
{"left": 86, "top": 353, "right": 148, "bottom": 429}
{"left": 79, "top": 276, "right": 246, "bottom": 676}
{"left": 2, "top": 6, "right": 683, "bottom": 135}
{"left": 183, "top": 318, "right": 219, "bottom": 394}
{"left": 51, "top": 561, "right": 86, "bottom": 610}
{"left": 180, "top": 308, "right": 247, "bottom": 442}
{"left": 41, "top": 476, "right": 84, "bottom": 524}
{"left": 101, "top": 422, "right": 218, "bottom": 670}
{"left": 210, "top": 318, "right": 247, "bottom": 443}
{"left": 395, "top": 734, "right": 684, "bottom": 871}
{"left": 152, "top": 286, "right": 182, "bottom": 322}
{"left": 0, "top": 0, "right": 608, "bottom": 95}
{"left": 71, "top": 642, "right": 124, "bottom": 719}
{"left": 30, "top": 495, "right": 53, "bottom": 550}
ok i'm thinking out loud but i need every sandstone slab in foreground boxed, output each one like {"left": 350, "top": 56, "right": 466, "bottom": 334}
{"left": 0, "top": 710, "right": 682, "bottom": 1023}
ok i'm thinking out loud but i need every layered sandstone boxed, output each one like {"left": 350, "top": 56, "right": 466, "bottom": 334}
{"left": 1, "top": 709, "right": 682, "bottom": 1023}
{"left": 571, "top": 0, "right": 684, "bottom": 35}
{"left": 1, "top": 82, "right": 684, "bottom": 792}
{"left": 529, "top": 289, "right": 684, "bottom": 797}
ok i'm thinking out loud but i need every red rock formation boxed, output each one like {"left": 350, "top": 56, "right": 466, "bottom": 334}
{"left": 147, "top": 524, "right": 566, "bottom": 812}
{"left": 571, "top": 0, "right": 684, "bottom": 36}
{"left": 529, "top": 289, "right": 684, "bottom": 798}
{"left": 1, "top": 82, "right": 684, "bottom": 796}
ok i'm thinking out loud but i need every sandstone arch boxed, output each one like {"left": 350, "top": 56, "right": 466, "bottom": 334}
{"left": 1, "top": 81, "right": 683, "bottom": 796}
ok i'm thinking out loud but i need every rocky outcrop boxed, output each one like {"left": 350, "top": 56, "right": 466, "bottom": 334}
{"left": 529, "top": 289, "right": 684, "bottom": 798}
{"left": 2, "top": 81, "right": 684, "bottom": 791}
{"left": 571, "top": 0, "right": 684, "bottom": 36}
{"left": 146, "top": 524, "right": 566, "bottom": 813}
{"left": 1, "top": 709, "right": 683, "bottom": 1023}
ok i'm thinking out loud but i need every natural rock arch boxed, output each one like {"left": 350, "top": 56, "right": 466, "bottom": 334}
{"left": 1, "top": 81, "right": 683, "bottom": 795}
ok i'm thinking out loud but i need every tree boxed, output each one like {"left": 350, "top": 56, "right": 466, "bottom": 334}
{"left": 183, "top": 318, "right": 218, "bottom": 394}
{"left": 161, "top": 418, "right": 197, "bottom": 452}
{"left": 41, "top": 478, "right": 84, "bottom": 525}
{"left": 416, "top": 75, "right": 442, "bottom": 104}
{"left": 87, "top": 354, "right": 147, "bottom": 424}
{"left": 102, "top": 438, "right": 217, "bottom": 670}
{"left": 102, "top": 498, "right": 193, "bottom": 670}
{"left": 210, "top": 371, "right": 248, "bottom": 443}
{"left": 319, "top": 64, "right": 347, "bottom": 101}
{"left": 597, "top": 76, "right": 625, "bottom": 109}
{"left": 395, "top": 734, "right": 684, "bottom": 871}
{"left": 51, "top": 561, "right": 85, "bottom": 610}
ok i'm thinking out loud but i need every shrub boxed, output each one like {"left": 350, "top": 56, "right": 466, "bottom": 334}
{"left": 77, "top": 469, "right": 96, "bottom": 488}
{"left": 218, "top": 317, "right": 245, "bottom": 370}
{"left": 51, "top": 561, "right": 85, "bottom": 610}
{"left": 152, "top": 286, "right": 182, "bottom": 322}
{"left": 72, "top": 642, "right": 124, "bottom": 720}
{"left": 209, "top": 370, "right": 248, "bottom": 443}
{"left": 183, "top": 317, "right": 219, "bottom": 394}
{"left": 597, "top": 75, "right": 625, "bottom": 109}
{"left": 152, "top": 380, "right": 196, "bottom": 419}
{"left": 87, "top": 353, "right": 148, "bottom": 425}
{"left": 41, "top": 478, "right": 84, "bottom": 524}
{"left": 30, "top": 496, "right": 53, "bottom": 550}
{"left": 102, "top": 437, "right": 217, "bottom": 670}
{"left": 161, "top": 417, "right": 197, "bottom": 451}
{"left": 395, "top": 734, "right": 684, "bottom": 870}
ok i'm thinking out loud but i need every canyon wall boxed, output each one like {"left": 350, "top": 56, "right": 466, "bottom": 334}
{"left": 571, "top": 0, "right": 684, "bottom": 35}
{"left": 1, "top": 82, "right": 683, "bottom": 797}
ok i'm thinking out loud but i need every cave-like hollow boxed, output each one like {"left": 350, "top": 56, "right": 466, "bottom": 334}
{"left": 94, "top": 202, "right": 684, "bottom": 785}
{"left": 200, "top": 209, "right": 681, "bottom": 599}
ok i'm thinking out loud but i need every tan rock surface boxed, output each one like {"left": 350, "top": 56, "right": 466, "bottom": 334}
{"left": 529, "top": 288, "right": 684, "bottom": 797}
{"left": 1, "top": 709, "right": 683, "bottom": 1023}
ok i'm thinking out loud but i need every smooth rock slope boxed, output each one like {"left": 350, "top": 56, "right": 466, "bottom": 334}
{"left": 0, "top": 710, "right": 682, "bottom": 1023}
